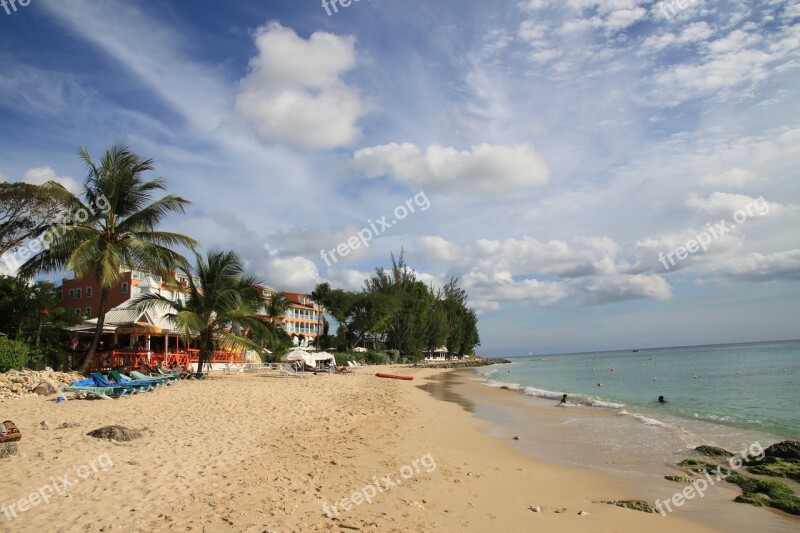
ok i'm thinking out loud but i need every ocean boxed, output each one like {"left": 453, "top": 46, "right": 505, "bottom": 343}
{"left": 474, "top": 339, "right": 800, "bottom": 474}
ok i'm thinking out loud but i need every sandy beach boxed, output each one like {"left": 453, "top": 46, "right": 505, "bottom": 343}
{"left": 0, "top": 366, "right": 792, "bottom": 532}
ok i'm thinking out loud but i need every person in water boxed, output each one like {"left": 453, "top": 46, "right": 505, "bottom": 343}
{"left": 658, "top": 395, "right": 666, "bottom": 403}
{"left": 560, "top": 394, "right": 568, "bottom": 405}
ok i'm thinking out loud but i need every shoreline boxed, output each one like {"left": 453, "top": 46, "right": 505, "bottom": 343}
{"left": 0, "top": 365, "right": 791, "bottom": 531}
{"left": 438, "top": 366, "right": 799, "bottom": 532}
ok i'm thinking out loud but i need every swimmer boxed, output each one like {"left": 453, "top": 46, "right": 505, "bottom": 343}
{"left": 658, "top": 395, "right": 666, "bottom": 404}
{"left": 559, "top": 393, "right": 567, "bottom": 406}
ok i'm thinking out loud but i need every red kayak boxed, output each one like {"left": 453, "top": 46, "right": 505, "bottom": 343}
{"left": 375, "top": 373, "right": 414, "bottom": 381}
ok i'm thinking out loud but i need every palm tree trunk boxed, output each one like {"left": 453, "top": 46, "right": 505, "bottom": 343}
{"left": 78, "top": 286, "right": 110, "bottom": 373}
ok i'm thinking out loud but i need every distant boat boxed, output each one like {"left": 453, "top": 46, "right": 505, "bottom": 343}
{"left": 632, "top": 347, "right": 640, "bottom": 353}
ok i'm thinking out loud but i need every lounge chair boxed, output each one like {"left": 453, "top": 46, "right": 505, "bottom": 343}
{"left": 62, "top": 377, "right": 132, "bottom": 400}
{"left": 141, "top": 364, "right": 182, "bottom": 381}
{"left": 129, "top": 370, "right": 173, "bottom": 385}
{"left": 109, "top": 370, "right": 165, "bottom": 389}
{"left": 279, "top": 363, "right": 308, "bottom": 377}
{"left": 91, "top": 372, "right": 152, "bottom": 393}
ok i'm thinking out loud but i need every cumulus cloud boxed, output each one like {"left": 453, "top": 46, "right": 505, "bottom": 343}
{"left": 685, "top": 192, "right": 785, "bottom": 218}
{"left": 236, "top": 22, "right": 367, "bottom": 150}
{"left": 21, "top": 167, "right": 81, "bottom": 194}
{"left": 352, "top": 143, "right": 550, "bottom": 194}
{"left": 572, "top": 274, "right": 672, "bottom": 305}
{"left": 715, "top": 250, "right": 800, "bottom": 282}
{"left": 700, "top": 167, "right": 759, "bottom": 188}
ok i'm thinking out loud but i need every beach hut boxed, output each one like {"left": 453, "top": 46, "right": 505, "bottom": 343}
{"left": 313, "top": 351, "right": 337, "bottom": 368}
{"left": 425, "top": 346, "right": 449, "bottom": 361}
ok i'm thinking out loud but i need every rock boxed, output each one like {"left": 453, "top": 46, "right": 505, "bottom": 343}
{"left": 595, "top": 500, "right": 657, "bottom": 513}
{"left": 529, "top": 505, "right": 541, "bottom": 513}
{"left": 87, "top": 425, "right": 142, "bottom": 442}
{"left": 33, "top": 381, "right": 58, "bottom": 396}
{"left": 665, "top": 475, "right": 696, "bottom": 483}
{"left": 39, "top": 421, "right": 49, "bottom": 430}
{"left": 56, "top": 422, "right": 81, "bottom": 430}
{"left": 695, "top": 445, "right": 733, "bottom": 458}
{"left": 0, "top": 442, "right": 19, "bottom": 458}
{"left": 553, "top": 508, "right": 567, "bottom": 513}
{"left": 409, "top": 501, "right": 425, "bottom": 510}
{"left": 513, "top": 436, "right": 520, "bottom": 440}
{"left": 578, "top": 510, "right": 590, "bottom": 516}
{"left": 764, "top": 441, "right": 800, "bottom": 460}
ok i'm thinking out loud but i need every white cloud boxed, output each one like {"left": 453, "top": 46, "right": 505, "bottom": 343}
{"left": 685, "top": 192, "right": 785, "bottom": 218}
{"left": 325, "top": 269, "right": 370, "bottom": 292}
{"left": 715, "top": 249, "right": 800, "bottom": 282}
{"left": 261, "top": 254, "right": 320, "bottom": 293}
{"left": 573, "top": 274, "right": 672, "bottom": 305}
{"left": 21, "top": 167, "right": 81, "bottom": 194}
{"left": 700, "top": 167, "right": 759, "bottom": 187}
{"left": 352, "top": 143, "right": 550, "bottom": 194}
{"left": 417, "top": 236, "right": 462, "bottom": 263}
{"left": 236, "top": 22, "right": 367, "bottom": 150}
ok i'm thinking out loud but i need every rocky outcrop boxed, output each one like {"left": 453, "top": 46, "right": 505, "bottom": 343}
{"left": 413, "top": 358, "right": 511, "bottom": 369}
{"left": 595, "top": 500, "right": 657, "bottom": 513}
{"left": 694, "top": 445, "right": 734, "bottom": 458}
{"left": 0, "top": 369, "right": 84, "bottom": 401}
{"left": 764, "top": 441, "right": 800, "bottom": 460}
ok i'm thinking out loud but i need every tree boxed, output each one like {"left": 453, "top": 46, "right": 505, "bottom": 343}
{"left": 18, "top": 145, "right": 196, "bottom": 373}
{"left": 133, "top": 250, "right": 270, "bottom": 373}
{"left": 0, "top": 275, "right": 81, "bottom": 369}
{"left": 265, "top": 292, "right": 290, "bottom": 335}
{"left": 0, "top": 182, "right": 66, "bottom": 258}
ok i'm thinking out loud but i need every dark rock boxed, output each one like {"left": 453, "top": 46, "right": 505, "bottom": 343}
{"left": 665, "top": 475, "right": 695, "bottom": 483}
{"left": 695, "top": 445, "right": 733, "bottom": 457}
{"left": 0, "top": 442, "right": 19, "bottom": 458}
{"left": 595, "top": 500, "right": 657, "bottom": 513}
{"left": 87, "top": 425, "right": 142, "bottom": 442}
{"left": 764, "top": 441, "right": 800, "bottom": 460}
{"left": 413, "top": 358, "right": 512, "bottom": 369}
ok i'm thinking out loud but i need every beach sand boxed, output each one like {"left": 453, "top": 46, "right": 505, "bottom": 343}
{"left": 0, "top": 366, "right": 787, "bottom": 532}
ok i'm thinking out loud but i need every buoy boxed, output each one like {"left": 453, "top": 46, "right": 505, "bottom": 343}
{"left": 737, "top": 371, "right": 742, "bottom": 375}
{"left": 610, "top": 368, "right": 615, "bottom": 372}
{"left": 597, "top": 383, "right": 602, "bottom": 387}
{"left": 693, "top": 375, "right": 698, "bottom": 379}
{"left": 653, "top": 377, "right": 657, "bottom": 381}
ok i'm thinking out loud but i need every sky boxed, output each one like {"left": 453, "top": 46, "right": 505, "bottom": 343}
{"left": 1, "top": 0, "right": 799, "bottom": 356}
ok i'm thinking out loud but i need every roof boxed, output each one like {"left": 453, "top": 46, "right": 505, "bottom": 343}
{"left": 284, "top": 292, "right": 315, "bottom": 308}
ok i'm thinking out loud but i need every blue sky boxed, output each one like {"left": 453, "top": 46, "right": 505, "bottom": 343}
{"left": 1, "top": 0, "right": 799, "bottom": 355}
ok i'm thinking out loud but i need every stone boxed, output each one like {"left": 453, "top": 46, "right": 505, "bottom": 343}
{"left": 513, "top": 436, "right": 520, "bottom": 440}
{"left": 32, "top": 381, "right": 58, "bottom": 396}
{"left": 0, "top": 442, "right": 19, "bottom": 458}
{"left": 529, "top": 505, "right": 541, "bottom": 513}
{"left": 578, "top": 510, "right": 590, "bottom": 516}
{"left": 39, "top": 421, "right": 49, "bottom": 430}
{"left": 87, "top": 425, "right": 142, "bottom": 442}
{"left": 694, "top": 445, "right": 733, "bottom": 458}
{"left": 595, "top": 500, "right": 657, "bottom": 513}
{"left": 665, "top": 475, "right": 695, "bottom": 483}
{"left": 764, "top": 441, "right": 800, "bottom": 460}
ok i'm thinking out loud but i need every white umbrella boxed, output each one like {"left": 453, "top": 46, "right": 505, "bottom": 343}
{"left": 281, "top": 348, "right": 314, "bottom": 367}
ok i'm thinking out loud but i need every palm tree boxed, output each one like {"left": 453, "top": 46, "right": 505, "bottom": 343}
{"left": 18, "top": 145, "right": 196, "bottom": 372}
{"left": 265, "top": 292, "right": 291, "bottom": 333}
{"left": 132, "top": 249, "right": 270, "bottom": 373}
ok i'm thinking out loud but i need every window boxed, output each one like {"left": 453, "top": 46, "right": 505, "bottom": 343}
{"left": 86, "top": 287, "right": 92, "bottom": 297}
{"left": 68, "top": 289, "right": 74, "bottom": 299}
{"left": 74, "top": 308, "right": 82, "bottom": 316}
{"left": 84, "top": 307, "right": 91, "bottom": 317}
{"left": 121, "top": 282, "right": 128, "bottom": 294}
{"left": 75, "top": 288, "right": 81, "bottom": 298}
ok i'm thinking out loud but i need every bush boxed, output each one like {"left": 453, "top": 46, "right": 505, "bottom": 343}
{"left": 367, "top": 350, "right": 388, "bottom": 365}
{"left": 0, "top": 337, "right": 30, "bottom": 372}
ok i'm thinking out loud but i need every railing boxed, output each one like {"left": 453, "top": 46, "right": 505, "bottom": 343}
{"left": 78, "top": 348, "right": 247, "bottom": 373}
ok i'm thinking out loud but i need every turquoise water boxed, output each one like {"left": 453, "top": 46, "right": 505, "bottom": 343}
{"left": 478, "top": 340, "right": 800, "bottom": 441}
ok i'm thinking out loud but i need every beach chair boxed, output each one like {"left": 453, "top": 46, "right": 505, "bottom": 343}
{"left": 62, "top": 378, "right": 132, "bottom": 400}
{"left": 110, "top": 370, "right": 165, "bottom": 389}
{"left": 141, "top": 364, "right": 182, "bottom": 380}
{"left": 279, "top": 363, "right": 308, "bottom": 377}
{"left": 130, "top": 370, "right": 173, "bottom": 385}
{"left": 91, "top": 372, "right": 152, "bottom": 393}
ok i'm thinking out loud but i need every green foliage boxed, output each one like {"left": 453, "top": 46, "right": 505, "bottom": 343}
{"left": 726, "top": 471, "right": 800, "bottom": 515}
{"left": 0, "top": 181, "right": 67, "bottom": 257}
{"left": 747, "top": 458, "right": 800, "bottom": 483}
{"left": 0, "top": 336, "right": 30, "bottom": 372}
{"left": 366, "top": 350, "right": 388, "bottom": 365}
{"left": 0, "top": 275, "right": 80, "bottom": 370}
